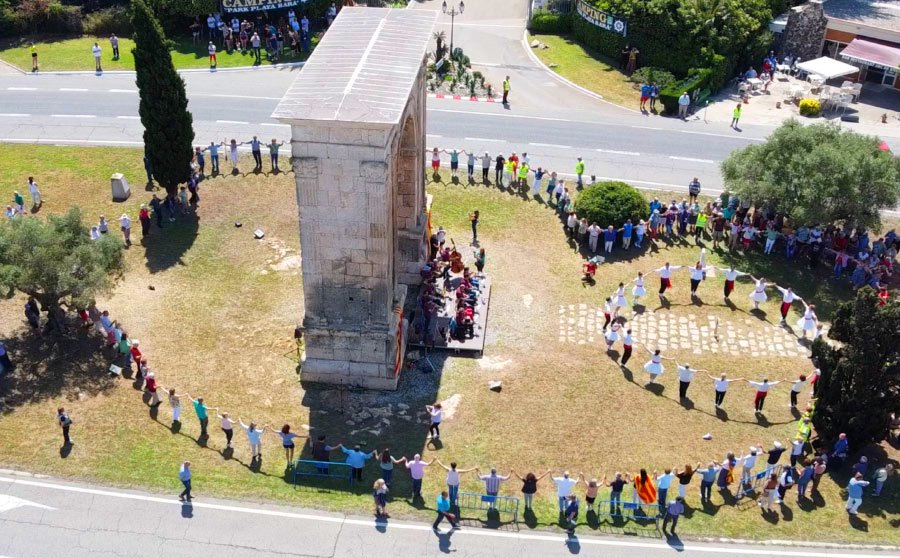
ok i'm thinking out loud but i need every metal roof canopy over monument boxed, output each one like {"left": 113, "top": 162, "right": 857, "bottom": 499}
{"left": 272, "top": 7, "right": 437, "bottom": 125}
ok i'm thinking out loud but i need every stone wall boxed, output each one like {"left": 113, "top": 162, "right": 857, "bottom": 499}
{"left": 779, "top": 0, "right": 827, "bottom": 61}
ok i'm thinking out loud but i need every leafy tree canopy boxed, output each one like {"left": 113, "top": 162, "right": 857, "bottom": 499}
{"left": 0, "top": 208, "right": 126, "bottom": 313}
{"left": 574, "top": 181, "right": 648, "bottom": 227}
{"left": 721, "top": 120, "right": 900, "bottom": 230}
{"left": 132, "top": 0, "right": 194, "bottom": 195}
{"left": 811, "top": 288, "right": 899, "bottom": 450}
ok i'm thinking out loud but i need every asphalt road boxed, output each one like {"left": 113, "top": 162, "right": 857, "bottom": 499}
{"left": 0, "top": 473, "right": 893, "bottom": 558}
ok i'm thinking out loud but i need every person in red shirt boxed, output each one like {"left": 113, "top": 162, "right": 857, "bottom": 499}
{"left": 508, "top": 152, "right": 519, "bottom": 177}
{"left": 130, "top": 341, "right": 143, "bottom": 374}
{"left": 145, "top": 370, "right": 161, "bottom": 407}
{"left": 877, "top": 285, "right": 889, "bottom": 305}
{"left": 139, "top": 204, "right": 151, "bottom": 238}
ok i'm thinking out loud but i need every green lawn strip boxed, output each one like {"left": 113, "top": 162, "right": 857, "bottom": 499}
{"left": 529, "top": 34, "right": 637, "bottom": 109}
{"left": 0, "top": 147, "right": 896, "bottom": 544}
{"left": 0, "top": 36, "right": 312, "bottom": 72}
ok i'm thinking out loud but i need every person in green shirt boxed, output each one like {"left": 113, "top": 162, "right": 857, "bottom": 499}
{"left": 764, "top": 225, "right": 781, "bottom": 255}
{"left": 517, "top": 162, "right": 530, "bottom": 192}
{"left": 503, "top": 159, "right": 514, "bottom": 189}
{"left": 190, "top": 396, "right": 209, "bottom": 438}
{"left": 13, "top": 191, "right": 24, "bottom": 214}
{"left": 30, "top": 43, "right": 38, "bottom": 72}
{"left": 575, "top": 157, "right": 585, "bottom": 188}
{"left": 117, "top": 332, "right": 132, "bottom": 370}
{"left": 731, "top": 104, "right": 742, "bottom": 128}
{"left": 695, "top": 212, "right": 708, "bottom": 243}
{"left": 267, "top": 139, "right": 284, "bottom": 173}
{"left": 502, "top": 75, "right": 510, "bottom": 105}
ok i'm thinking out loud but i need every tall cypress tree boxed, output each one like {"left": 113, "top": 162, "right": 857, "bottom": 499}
{"left": 131, "top": 0, "right": 194, "bottom": 195}
{"left": 811, "top": 288, "right": 899, "bottom": 451}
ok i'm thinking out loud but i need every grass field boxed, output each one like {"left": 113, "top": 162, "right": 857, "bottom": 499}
{"left": 529, "top": 34, "right": 638, "bottom": 109}
{"left": 0, "top": 144, "right": 897, "bottom": 544}
{"left": 0, "top": 36, "right": 313, "bottom": 72}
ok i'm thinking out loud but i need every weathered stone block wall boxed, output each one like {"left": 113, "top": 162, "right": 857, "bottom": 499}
{"left": 780, "top": 0, "right": 827, "bottom": 62}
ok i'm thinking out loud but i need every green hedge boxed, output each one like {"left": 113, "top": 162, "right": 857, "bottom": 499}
{"left": 659, "top": 71, "right": 706, "bottom": 115}
{"left": 529, "top": 12, "right": 572, "bottom": 34}
{"left": 574, "top": 181, "right": 648, "bottom": 227}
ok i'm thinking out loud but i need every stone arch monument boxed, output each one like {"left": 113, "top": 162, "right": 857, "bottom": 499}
{"left": 273, "top": 7, "right": 437, "bottom": 390}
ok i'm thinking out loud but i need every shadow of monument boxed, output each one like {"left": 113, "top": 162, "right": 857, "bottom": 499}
{"left": 295, "top": 351, "right": 445, "bottom": 499}
{"left": 0, "top": 326, "right": 118, "bottom": 414}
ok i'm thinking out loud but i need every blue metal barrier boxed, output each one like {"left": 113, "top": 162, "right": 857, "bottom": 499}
{"left": 292, "top": 460, "right": 354, "bottom": 485}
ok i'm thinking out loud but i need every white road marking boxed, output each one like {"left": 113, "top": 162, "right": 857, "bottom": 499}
{"left": 116, "top": 116, "right": 140, "bottom": 120}
{"left": 464, "top": 137, "right": 505, "bottom": 142}
{"left": 0, "top": 113, "right": 30, "bottom": 117}
{"left": 426, "top": 134, "right": 442, "bottom": 138}
{"left": 59, "top": 88, "right": 88, "bottom": 92}
{"left": 669, "top": 156, "right": 716, "bottom": 164}
{"left": 0, "top": 476, "right": 888, "bottom": 558}
{"left": 260, "top": 122, "right": 289, "bottom": 128}
{"left": 50, "top": 114, "right": 96, "bottom": 118}
{"left": 7, "top": 87, "right": 37, "bottom": 91}
{"left": 681, "top": 130, "right": 764, "bottom": 142}
{"left": 0, "top": 138, "right": 142, "bottom": 146}
{"left": 530, "top": 142, "right": 571, "bottom": 149}
{"left": 216, "top": 119, "right": 249, "bottom": 125}
{"left": 597, "top": 149, "right": 640, "bottom": 156}
{"left": 631, "top": 125, "right": 664, "bottom": 131}
{"left": 440, "top": 22, "right": 525, "bottom": 28}
{"left": 0, "top": 494, "right": 55, "bottom": 513}
{"left": 108, "top": 89, "right": 137, "bottom": 93}
{"left": 194, "top": 93, "right": 282, "bottom": 101}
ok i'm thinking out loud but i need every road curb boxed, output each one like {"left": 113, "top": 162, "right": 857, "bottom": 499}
{"left": 14, "top": 61, "right": 304, "bottom": 77}
{"left": 0, "top": 58, "right": 25, "bottom": 75}
{"left": 520, "top": 30, "right": 642, "bottom": 115}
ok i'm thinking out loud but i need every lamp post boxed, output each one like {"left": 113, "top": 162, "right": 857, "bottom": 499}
{"left": 442, "top": 0, "right": 464, "bottom": 56}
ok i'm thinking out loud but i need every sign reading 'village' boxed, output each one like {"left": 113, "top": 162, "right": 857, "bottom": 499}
{"left": 223, "top": 0, "right": 301, "bottom": 13}
{"left": 576, "top": 0, "right": 628, "bottom": 38}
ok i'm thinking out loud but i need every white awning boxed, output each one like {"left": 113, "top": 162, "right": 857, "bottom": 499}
{"left": 795, "top": 56, "right": 860, "bottom": 79}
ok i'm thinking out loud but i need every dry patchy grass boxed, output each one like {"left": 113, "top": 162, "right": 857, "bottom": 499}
{"left": 0, "top": 147, "right": 896, "bottom": 544}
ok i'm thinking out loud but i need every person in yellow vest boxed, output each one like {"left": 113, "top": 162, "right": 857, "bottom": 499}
{"left": 503, "top": 159, "right": 514, "bottom": 189}
{"left": 517, "top": 161, "right": 530, "bottom": 192}
{"left": 502, "top": 76, "right": 510, "bottom": 105}
{"left": 30, "top": 43, "right": 38, "bottom": 72}
{"left": 731, "top": 104, "right": 742, "bottom": 129}
{"left": 575, "top": 157, "right": 585, "bottom": 188}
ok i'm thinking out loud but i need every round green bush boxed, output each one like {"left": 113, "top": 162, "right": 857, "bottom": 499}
{"left": 573, "top": 181, "right": 648, "bottom": 227}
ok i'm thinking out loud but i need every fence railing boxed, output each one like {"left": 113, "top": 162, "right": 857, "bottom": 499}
{"left": 292, "top": 459, "right": 354, "bottom": 485}
{"left": 531, "top": 0, "right": 575, "bottom": 15}
{"left": 456, "top": 491, "right": 520, "bottom": 526}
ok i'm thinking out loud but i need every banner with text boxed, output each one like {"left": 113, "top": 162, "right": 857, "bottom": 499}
{"left": 576, "top": 0, "right": 627, "bottom": 37}
{"left": 223, "top": 0, "right": 301, "bottom": 13}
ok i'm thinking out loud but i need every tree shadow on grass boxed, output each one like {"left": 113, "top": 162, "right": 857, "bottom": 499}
{"left": 142, "top": 208, "right": 200, "bottom": 274}
{"left": 0, "top": 327, "right": 118, "bottom": 413}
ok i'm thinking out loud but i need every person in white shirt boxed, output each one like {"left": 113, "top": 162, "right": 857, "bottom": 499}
{"left": 118, "top": 213, "right": 131, "bottom": 246}
{"left": 688, "top": 262, "right": 711, "bottom": 298}
{"left": 747, "top": 378, "right": 783, "bottom": 413}
{"left": 208, "top": 41, "right": 217, "bottom": 68}
{"left": 736, "top": 447, "right": 759, "bottom": 489}
{"left": 587, "top": 222, "right": 601, "bottom": 253}
{"left": 708, "top": 372, "right": 744, "bottom": 408}
{"left": 631, "top": 272, "right": 646, "bottom": 304}
{"left": 775, "top": 285, "right": 800, "bottom": 325}
{"left": 676, "top": 363, "right": 708, "bottom": 400}
{"left": 717, "top": 265, "right": 748, "bottom": 301}
{"left": 789, "top": 437, "right": 805, "bottom": 467}
{"left": 238, "top": 418, "right": 268, "bottom": 460}
{"left": 425, "top": 403, "right": 443, "bottom": 440}
{"left": 552, "top": 471, "right": 580, "bottom": 514}
{"left": 611, "top": 282, "right": 630, "bottom": 318}
{"left": 653, "top": 263, "right": 683, "bottom": 300}
{"left": 90, "top": 225, "right": 101, "bottom": 241}
{"left": 605, "top": 321, "right": 622, "bottom": 352}
{"left": 642, "top": 346, "right": 675, "bottom": 384}
{"left": 26, "top": 176, "right": 41, "bottom": 207}
{"left": 480, "top": 152, "right": 491, "bottom": 183}
{"left": 788, "top": 374, "right": 808, "bottom": 409}
{"left": 92, "top": 42, "right": 102, "bottom": 72}
{"left": 747, "top": 275, "right": 773, "bottom": 310}
{"left": 435, "top": 459, "right": 476, "bottom": 506}
{"left": 796, "top": 300, "right": 818, "bottom": 339}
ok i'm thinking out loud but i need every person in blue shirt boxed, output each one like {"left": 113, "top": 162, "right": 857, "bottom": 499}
{"left": 648, "top": 197, "right": 662, "bottom": 215}
{"left": 639, "top": 82, "right": 651, "bottom": 111}
{"left": 433, "top": 490, "right": 459, "bottom": 531}
{"left": 796, "top": 462, "right": 814, "bottom": 499}
{"left": 204, "top": 141, "right": 224, "bottom": 175}
{"left": 620, "top": 220, "right": 634, "bottom": 250}
{"left": 696, "top": 461, "right": 719, "bottom": 502}
{"left": 830, "top": 433, "right": 849, "bottom": 468}
{"left": 649, "top": 82, "right": 659, "bottom": 112}
{"left": 846, "top": 472, "right": 869, "bottom": 515}
{"left": 178, "top": 461, "right": 192, "bottom": 501}
{"left": 564, "top": 494, "right": 579, "bottom": 535}
{"left": 342, "top": 444, "right": 374, "bottom": 482}
{"left": 603, "top": 226, "right": 617, "bottom": 254}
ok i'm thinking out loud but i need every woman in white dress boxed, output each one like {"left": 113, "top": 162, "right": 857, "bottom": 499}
{"left": 642, "top": 346, "right": 675, "bottom": 385}
{"left": 605, "top": 321, "right": 621, "bottom": 351}
{"left": 612, "top": 282, "right": 630, "bottom": 318}
{"left": 748, "top": 275, "right": 772, "bottom": 310}
{"left": 796, "top": 301, "right": 818, "bottom": 339}
{"left": 631, "top": 272, "right": 646, "bottom": 304}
